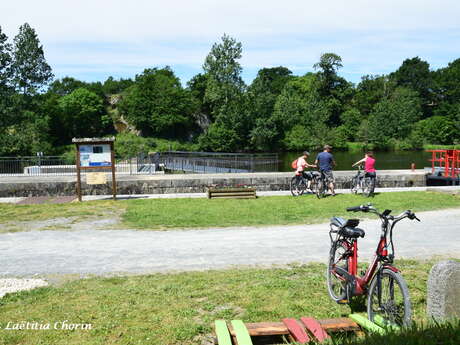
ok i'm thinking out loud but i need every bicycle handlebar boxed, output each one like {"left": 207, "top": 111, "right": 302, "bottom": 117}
{"left": 346, "top": 205, "right": 366, "bottom": 212}
{"left": 346, "top": 204, "right": 420, "bottom": 221}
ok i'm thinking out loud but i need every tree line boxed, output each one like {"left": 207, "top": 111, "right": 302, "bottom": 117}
{"left": 1, "top": 25, "right": 459, "bottom": 158}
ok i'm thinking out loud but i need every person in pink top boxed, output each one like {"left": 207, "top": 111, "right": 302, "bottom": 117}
{"left": 352, "top": 151, "right": 376, "bottom": 194}
{"left": 296, "top": 151, "right": 317, "bottom": 191}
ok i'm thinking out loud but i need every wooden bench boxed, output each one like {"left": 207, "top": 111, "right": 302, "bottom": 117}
{"left": 207, "top": 187, "right": 256, "bottom": 199}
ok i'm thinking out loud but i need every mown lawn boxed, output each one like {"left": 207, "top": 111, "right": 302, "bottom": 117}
{"left": 0, "top": 260, "right": 453, "bottom": 345}
{"left": 0, "top": 191, "right": 459, "bottom": 231}
{"left": 122, "top": 191, "right": 460, "bottom": 229}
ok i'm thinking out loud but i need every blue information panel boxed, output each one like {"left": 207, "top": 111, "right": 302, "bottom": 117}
{"left": 79, "top": 144, "right": 112, "bottom": 167}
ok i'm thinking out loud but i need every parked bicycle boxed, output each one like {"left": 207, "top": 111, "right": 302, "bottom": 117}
{"left": 350, "top": 165, "right": 373, "bottom": 197}
{"left": 314, "top": 171, "right": 329, "bottom": 199}
{"left": 290, "top": 171, "right": 320, "bottom": 196}
{"left": 326, "top": 203, "right": 420, "bottom": 327}
{"left": 290, "top": 174, "right": 308, "bottom": 196}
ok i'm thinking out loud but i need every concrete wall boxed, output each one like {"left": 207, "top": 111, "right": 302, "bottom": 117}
{"left": 0, "top": 170, "right": 426, "bottom": 197}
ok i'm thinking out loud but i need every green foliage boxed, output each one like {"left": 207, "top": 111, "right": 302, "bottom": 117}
{"left": 102, "top": 76, "right": 133, "bottom": 95}
{"left": 368, "top": 87, "right": 422, "bottom": 148}
{"left": 11, "top": 23, "right": 53, "bottom": 95}
{"left": 114, "top": 133, "right": 156, "bottom": 159}
{"left": 198, "top": 123, "right": 240, "bottom": 152}
{"left": 58, "top": 87, "right": 110, "bottom": 141}
{"left": 248, "top": 67, "right": 293, "bottom": 151}
{"left": 119, "top": 67, "right": 195, "bottom": 138}
{"left": 411, "top": 116, "right": 458, "bottom": 145}
{"left": 354, "top": 75, "right": 395, "bottom": 116}
{"left": 273, "top": 74, "right": 332, "bottom": 149}
{"left": 391, "top": 57, "right": 433, "bottom": 111}
{"left": 340, "top": 108, "right": 362, "bottom": 141}
{"left": 203, "top": 34, "right": 245, "bottom": 116}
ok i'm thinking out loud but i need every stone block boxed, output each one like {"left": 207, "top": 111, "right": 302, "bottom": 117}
{"left": 427, "top": 260, "right": 460, "bottom": 321}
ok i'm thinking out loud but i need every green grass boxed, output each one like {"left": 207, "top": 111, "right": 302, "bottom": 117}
{"left": 122, "top": 192, "right": 460, "bottom": 229}
{"left": 0, "top": 200, "right": 123, "bottom": 225}
{"left": 0, "top": 192, "right": 459, "bottom": 232}
{"left": 423, "top": 144, "right": 460, "bottom": 150}
{"left": 0, "top": 260, "right": 452, "bottom": 345}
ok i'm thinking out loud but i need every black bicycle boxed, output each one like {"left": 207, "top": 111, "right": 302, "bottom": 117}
{"left": 313, "top": 171, "right": 329, "bottom": 198}
{"left": 290, "top": 174, "right": 308, "bottom": 196}
{"left": 350, "top": 166, "right": 373, "bottom": 197}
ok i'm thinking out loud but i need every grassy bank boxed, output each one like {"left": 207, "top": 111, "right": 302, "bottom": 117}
{"left": 122, "top": 192, "right": 460, "bottom": 229}
{"left": 0, "top": 260, "right": 454, "bottom": 345}
{"left": 0, "top": 192, "right": 459, "bottom": 231}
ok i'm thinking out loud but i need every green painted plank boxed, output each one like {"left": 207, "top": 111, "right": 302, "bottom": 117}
{"left": 373, "top": 315, "right": 401, "bottom": 331}
{"left": 214, "top": 320, "right": 232, "bottom": 345}
{"left": 231, "top": 320, "right": 253, "bottom": 345}
{"left": 349, "top": 314, "right": 386, "bottom": 335}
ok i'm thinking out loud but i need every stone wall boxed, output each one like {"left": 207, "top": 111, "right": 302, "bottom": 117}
{"left": 0, "top": 170, "right": 426, "bottom": 197}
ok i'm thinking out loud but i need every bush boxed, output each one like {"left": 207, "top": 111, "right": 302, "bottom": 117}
{"left": 114, "top": 133, "right": 156, "bottom": 159}
{"left": 412, "top": 116, "right": 457, "bottom": 145}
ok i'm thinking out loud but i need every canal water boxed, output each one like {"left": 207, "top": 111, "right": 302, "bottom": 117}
{"left": 279, "top": 150, "right": 432, "bottom": 172}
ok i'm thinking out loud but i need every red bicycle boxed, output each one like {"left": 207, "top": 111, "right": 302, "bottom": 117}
{"left": 326, "top": 204, "right": 420, "bottom": 327}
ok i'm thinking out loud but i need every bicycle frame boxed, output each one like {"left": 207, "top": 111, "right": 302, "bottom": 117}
{"left": 340, "top": 235, "right": 394, "bottom": 296}
{"left": 333, "top": 208, "right": 414, "bottom": 296}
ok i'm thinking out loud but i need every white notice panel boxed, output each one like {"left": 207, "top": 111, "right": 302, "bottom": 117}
{"left": 79, "top": 144, "right": 111, "bottom": 167}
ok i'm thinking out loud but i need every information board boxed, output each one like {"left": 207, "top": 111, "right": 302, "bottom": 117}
{"left": 79, "top": 144, "right": 111, "bottom": 167}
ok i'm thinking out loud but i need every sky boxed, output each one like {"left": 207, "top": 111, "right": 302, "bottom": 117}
{"left": 2, "top": 0, "right": 460, "bottom": 85}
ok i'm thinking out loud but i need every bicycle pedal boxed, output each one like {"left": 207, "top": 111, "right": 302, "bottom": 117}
{"left": 337, "top": 299, "right": 349, "bottom": 304}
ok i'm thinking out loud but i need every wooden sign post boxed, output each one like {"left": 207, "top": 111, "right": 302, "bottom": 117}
{"left": 72, "top": 137, "right": 116, "bottom": 202}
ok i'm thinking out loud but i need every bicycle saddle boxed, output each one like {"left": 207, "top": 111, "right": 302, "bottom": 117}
{"left": 330, "top": 217, "right": 365, "bottom": 238}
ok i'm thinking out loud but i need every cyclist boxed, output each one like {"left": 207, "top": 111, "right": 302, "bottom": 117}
{"left": 315, "top": 145, "right": 336, "bottom": 196}
{"left": 295, "top": 151, "right": 317, "bottom": 191}
{"left": 352, "top": 151, "right": 376, "bottom": 194}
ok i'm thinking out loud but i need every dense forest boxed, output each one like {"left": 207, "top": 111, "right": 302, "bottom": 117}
{"left": 1, "top": 24, "right": 459, "bottom": 158}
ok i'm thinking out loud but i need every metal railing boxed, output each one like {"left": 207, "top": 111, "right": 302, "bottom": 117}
{"left": 159, "top": 151, "right": 279, "bottom": 173}
{"left": 0, "top": 154, "right": 161, "bottom": 177}
{"left": 0, "top": 151, "right": 279, "bottom": 176}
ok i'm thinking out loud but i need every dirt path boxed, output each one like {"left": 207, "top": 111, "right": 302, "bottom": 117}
{"left": 1, "top": 208, "right": 459, "bottom": 277}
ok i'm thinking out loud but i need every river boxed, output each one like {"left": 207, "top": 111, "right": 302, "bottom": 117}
{"left": 278, "top": 150, "right": 432, "bottom": 172}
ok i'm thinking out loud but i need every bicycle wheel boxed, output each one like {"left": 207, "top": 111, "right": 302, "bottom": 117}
{"left": 367, "top": 269, "right": 412, "bottom": 327}
{"left": 290, "top": 176, "right": 302, "bottom": 196}
{"left": 362, "top": 178, "right": 372, "bottom": 197}
{"left": 327, "top": 240, "right": 350, "bottom": 302}
{"left": 350, "top": 177, "right": 359, "bottom": 194}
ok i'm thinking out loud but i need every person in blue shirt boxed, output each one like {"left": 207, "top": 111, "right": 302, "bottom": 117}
{"left": 315, "top": 145, "right": 337, "bottom": 196}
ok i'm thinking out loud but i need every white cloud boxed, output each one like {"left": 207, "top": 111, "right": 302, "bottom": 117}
{"left": 1, "top": 0, "right": 459, "bottom": 82}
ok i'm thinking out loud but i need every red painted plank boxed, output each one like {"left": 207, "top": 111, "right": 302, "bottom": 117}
{"left": 282, "top": 318, "right": 310, "bottom": 344}
{"left": 301, "top": 317, "right": 330, "bottom": 342}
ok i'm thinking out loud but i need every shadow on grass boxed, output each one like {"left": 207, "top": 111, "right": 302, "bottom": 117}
{"left": 336, "top": 319, "right": 460, "bottom": 345}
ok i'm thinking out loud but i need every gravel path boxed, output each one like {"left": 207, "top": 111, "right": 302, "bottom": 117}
{"left": 1, "top": 208, "right": 459, "bottom": 277}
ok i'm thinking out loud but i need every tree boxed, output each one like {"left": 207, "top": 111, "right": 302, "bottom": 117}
{"left": 187, "top": 73, "right": 213, "bottom": 133}
{"left": 353, "top": 75, "right": 395, "bottom": 116}
{"left": 0, "top": 26, "right": 14, "bottom": 128}
{"left": 48, "top": 77, "right": 87, "bottom": 96}
{"left": 411, "top": 116, "right": 457, "bottom": 145}
{"left": 391, "top": 57, "right": 434, "bottom": 117}
{"left": 203, "top": 34, "right": 245, "bottom": 117}
{"left": 273, "top": 74, "right": 332, "bottom": 149}
{"left": 313, "top": 53, "right": 343, "bottom": 94}
{"left": 102, "top": 76, "right": 134, "bottom": 95}
{"left": 432, "top": 58, "right": 460, "bottom": 120}
{"left": 313, "top": 53, "right": 353, "bottom": 126}
{"left": 368, "top": 87, "right": 422, "bottom": 147}
{"left": 247, "top": 67, "right": 293, "bottom": 151}
{"left": 119, "top": 67, "right": 195, "bottom": 138}
{"left": 199, "top": 34, "right": 250, "bottom": 150}
{"left": 11, "top": 23, "right": 53, "bottom": 95}
{"left": 391, "top": 57, "right": 432, "bottom": 99}
{"left": 58, "top": 88, "right": 110, "bottom": 141}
